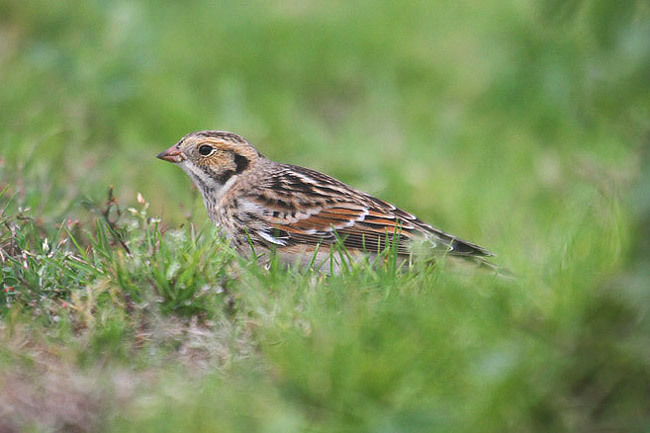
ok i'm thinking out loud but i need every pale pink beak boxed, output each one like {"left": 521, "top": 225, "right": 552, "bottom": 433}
{"left": 156, "top": 145, "right": 185, "bottom": 163}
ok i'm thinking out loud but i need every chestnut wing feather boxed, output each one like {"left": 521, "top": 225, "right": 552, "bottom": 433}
{"left": 243, "top": 164, "right": 493, "bottom": 257}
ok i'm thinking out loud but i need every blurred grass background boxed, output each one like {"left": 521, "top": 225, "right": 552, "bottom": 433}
{"left": 1, "top": 0, "right": 649, "bottom": 432}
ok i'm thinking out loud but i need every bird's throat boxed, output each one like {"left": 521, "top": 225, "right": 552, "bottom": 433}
{"left": 179, "top": 161, "right": 239, "bottom": 217}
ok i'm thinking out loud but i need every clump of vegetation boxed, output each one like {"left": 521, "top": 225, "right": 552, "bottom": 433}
{"left": 1, "top": 187, "right": 235, "bottom": 319}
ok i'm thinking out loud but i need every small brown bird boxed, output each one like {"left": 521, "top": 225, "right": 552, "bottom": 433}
{"left": 157, "top": 130, "right": 494, "bottom": 272}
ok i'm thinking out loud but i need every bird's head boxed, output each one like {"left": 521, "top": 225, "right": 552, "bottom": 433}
{"left": 157, "top": 130, "right": 262, "bottom": 192}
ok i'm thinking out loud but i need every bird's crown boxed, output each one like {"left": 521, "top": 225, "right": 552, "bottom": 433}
{"left": 177, "top": 130, "right": 261, "bottom": 160}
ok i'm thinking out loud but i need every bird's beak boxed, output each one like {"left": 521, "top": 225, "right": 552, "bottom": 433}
{"left": 156, "top": 145, "right": 185, "bottom": 163}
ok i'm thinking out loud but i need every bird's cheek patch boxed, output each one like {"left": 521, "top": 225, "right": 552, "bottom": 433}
{"left": 234, "top": 153, "right": 250, "bottom": 174}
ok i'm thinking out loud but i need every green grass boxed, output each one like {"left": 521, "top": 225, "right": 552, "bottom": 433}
{"left": 1, "top": 0, "right": 650, "bottom": 432}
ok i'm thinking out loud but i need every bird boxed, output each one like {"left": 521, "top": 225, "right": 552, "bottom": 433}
{"left": 157, "top": 130, "right": 495, "bottom": 273}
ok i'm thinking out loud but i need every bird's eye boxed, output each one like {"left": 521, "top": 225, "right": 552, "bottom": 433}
{"left": 198, "top": 145, "right": 214, "bottom": 156}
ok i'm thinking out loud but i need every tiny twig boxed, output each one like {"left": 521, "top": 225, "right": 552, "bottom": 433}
{"left": 100, "top": 185, "right": 131, "bottom": 255}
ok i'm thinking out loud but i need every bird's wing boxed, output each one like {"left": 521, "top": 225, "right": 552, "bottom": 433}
{"left": 240, "top": 164, "right": 493, "bottom": 258}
